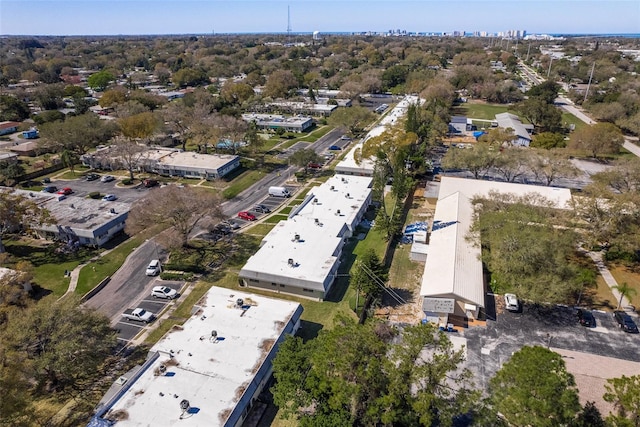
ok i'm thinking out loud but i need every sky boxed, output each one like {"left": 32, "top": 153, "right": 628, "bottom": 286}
{"left": 1, "top": 0, "right": 639, "bottom": 36}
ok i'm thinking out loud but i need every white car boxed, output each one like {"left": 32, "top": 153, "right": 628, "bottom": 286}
{"left": 102, "top": 194, "right": 117, "bottom": 201}
{"left": 100, "top": 175, "right": 115, "bottom": 183}
{"left": 151, "top": 285, "right": 178, "bottom": 300}
{"left": 504, "top": 293, "right": 520, "bottom": 312}
{"left": 145, "top": 259, "right": 161, "bottom": 276}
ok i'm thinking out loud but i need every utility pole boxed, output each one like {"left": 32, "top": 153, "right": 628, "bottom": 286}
{"left": 547, "top": 56, "right": 553, "bottom": 78}
{"left": 286, "top": 5, "right": 292, "bottom": 44}
{"left": 525, "top": 43, "right": 531, "bottom": 62}
{"left": 584, "top": 62, "right": 596, "bottom": 103}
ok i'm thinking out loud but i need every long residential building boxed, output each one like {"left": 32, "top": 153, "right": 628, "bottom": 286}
{"left": 239, "top": 174, "right": 373, "bottom": 300}
{"left": 420, "top": 177, "right": 573, "bottom": 326}
{"left": 88, "top": 286, "right": 303, "bottom": 427}
{"left": 2, "top": 188, "right": 129, "bottom": 247}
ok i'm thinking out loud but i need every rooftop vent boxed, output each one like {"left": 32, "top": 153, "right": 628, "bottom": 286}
{"left": 336, "top": 209, "right": 341, "bottom": 216}
{"left": 236, "top": 298, "right": 244, "bottom": 307}
{"left": 345, "top": 193, "right": 350, "bottom": 198}
{"left": 294, "top": 233, "right": 300, "bottom": 242}
{"left": 330, "top": 185, "right": 335, "bottom": 191}
{"left": 313, "top": 198, "right": 318, "bottom": 204}
{"left": 110, "top": 208, "right": 116, "bottom": 214}
{"left": 70, "top": 204, "right": 75, "bottom": 209}
{"left": 288, "top": 258, "right": 295, "bottom": 267}
{"left": 211, "top": 330, "right": 217, "bottom": 339}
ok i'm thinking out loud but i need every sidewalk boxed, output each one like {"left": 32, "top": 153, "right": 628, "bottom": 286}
{"left": 59, "top": 245, "right": 118, "bottom": 299}
{"left": 585, "top": 250, "right": 634, "bottom": 313}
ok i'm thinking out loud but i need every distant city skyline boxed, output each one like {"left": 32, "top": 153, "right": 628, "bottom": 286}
{"left": 1, "top": 0, "right": 639, "bottom": 36}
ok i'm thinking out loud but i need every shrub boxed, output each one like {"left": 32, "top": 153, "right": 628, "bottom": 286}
{"left": 122, "top": 178, "right": 133, "bottom": 185}
{"left": 163, "top": 263, "right": 206, "bottom": 274}
{"left": 160, "top": 272, "right": 194, "bottom": 281}
{"left": 88, "top": 191, "right": 101, "bottom": 199}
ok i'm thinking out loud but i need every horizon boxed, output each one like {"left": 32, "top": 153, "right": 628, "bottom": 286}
{"left": 1, "top": 0, "right": 639, "bottom": 37}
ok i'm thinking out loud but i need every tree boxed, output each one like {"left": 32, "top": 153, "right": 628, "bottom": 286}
{"left": 350, "top": 248, "right": 387, "bottom": 310}
{"left": 172, "top": 67, "right": 208, "bottom": 88}
{"left": 611, "top": 282, "right": 637, "bottom": 310}
{"left": 118, "top": 111, "right": 160, "bottom": 142}
{"left": 531, "top": 132, "right": 567, "bottom": 149}
{"left": 529, "top": 149, "right": 580, "bottom": 186}
{"left": 569, "top": 122, "right": 625, "bottom": 159}
{"left": 60, "top": 149, "right": 77, "bottom": 175}
{"left": 39, "top": 113, "right": 117, "bottom": 156}
{"left": 492, "top": 147, "right": 530, "bottom": 182}
{"left": 98, "top": 88, "right": 127, "bottom": 107}
{"left": 125, "top": 186, "right": 224, "bottom": 248}
{"left": 517, "top": 97, "right": 563, "bottom": 133}
{"left": 110, "top": 137, "right": 147, "bottom": 180}
{"left": 327, "top": 106, "right": 375, "bottom": 136}
{"left": 441, "top": 142, "right": 499, "bottom": 180}
{"left": 489, "top": 346, "right": 581, "bottom": 427}
{"left": 272, "top": 318, "right": 479, "bottom": 426}
{"left": 574, "top": 402, "right": 606, "bottom": 427}
{"left": 263, "top": 69, "right": 298, "bottom": 98}
{"left": 1, "top": 296, "right": 117, "bottom": 394}
{"left": 0, "top": 95, "right": 30, "bottom": 121}
{"left": 472, "top": 192, "right": 582, "bottom": 302}
{"left": 590, "top": 158, "right": 640, "bottom": 194}
{"left": 603, "top": 374, "right": 640, "bottom": 427}
{"left": 87, "top": 70, "right": 114, "bottom": 91}
{"left": 288, "top": 149, "right": 323, "bottom": 170}
{"left": 220, "top": 81, "right": 255, "bottom": 105}
{"left": 0, "top": 192, "right": 52, "bottom": 253}
{"left": 526, "top": 80, "right": 561, "bottom": 104}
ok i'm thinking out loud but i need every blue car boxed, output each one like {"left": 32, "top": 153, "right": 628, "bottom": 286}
{"left": 328, "top": 145, "right": 342, "bottom": 151}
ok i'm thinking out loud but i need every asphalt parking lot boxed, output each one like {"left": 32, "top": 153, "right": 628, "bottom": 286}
{"left": 114, "top": 281, "right": 184, "bottom": 344}
{"left": 233, "top": 186, "right": 296, "bottom": 226}
{"left": 457, "top": 299, "right": 640, "bottom": 392}
{"left": 49, "top": 176, "right": 154, "bottom": 204}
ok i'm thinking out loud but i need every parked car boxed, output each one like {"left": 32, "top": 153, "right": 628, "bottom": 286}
{"left": 223, "top": 220, "right": 241, "bottom": 230}
{"left": 307, "top": 162, "right": 323, "bottom": 170}
{"left": 100, "top": 175, "right": 115, "bottom": 183}
{"left": 122, "top": 308, "right": 154, "bottom": 323}
{"left": 238, "top": 211, "right": 256, "bottom": 221}
{"left": 504, "top": 293, "right": 520, "bottom": 312}
{"left": 328, "top": 145, "right": 342, "bottom": 151}
{"left": 576, "top": 309, "right": 595, "bottom": 327}
{"left": 213, "top": 223, "right": 232, "bottom": 234}
{"left": 85, "top": 173, "right": 100, "bottom": 181}
{"left": 613, "top": 311, "right": 639, "bottom": 333}
{"left": 42, "top": 177, "right": 51, "bottom": 184}
{"left": 151, "top": 285, "right": 178, "bottom": 300}
{"left": 253, "top": 204, "right": 271, "bottom": 214}
{"left": 57, "top": 187, "right": 73, "bottom": 195}
{"left": 42, "top": 185, "right": 58, "bottom": 193}
{"left": 143, "top": 179, "right": 159, "bottom": 188}
{"left": 340, "top": 135, "right": 352, "bottom": 141}
{"left": 145, "top": 259, "right": 161, "bottom": 276}
{"left": 102, "top": 194, "right": 117, "bottom": 201}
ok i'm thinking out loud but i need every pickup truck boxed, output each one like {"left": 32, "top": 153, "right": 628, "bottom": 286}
{"left": 122, "top": 308, "right": 155, "bottom": 323}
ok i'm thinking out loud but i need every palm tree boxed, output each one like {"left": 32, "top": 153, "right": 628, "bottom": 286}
{"left": 612, "top": 282, "right": 637, "bottom": 310}
{"left": 60, "top": 149, "right": 77, "bottom": 175}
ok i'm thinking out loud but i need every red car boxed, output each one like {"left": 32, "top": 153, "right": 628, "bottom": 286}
{"left": 57, "top": 187, "right": 73, "bottom": 195}
{"left": 238, "top": 211, "right": 256, "bottom": 221}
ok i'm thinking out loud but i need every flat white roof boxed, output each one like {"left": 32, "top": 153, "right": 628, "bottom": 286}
{"left": 158, "top": 152, "right": 239, "bottom": 170}
{"left": 105, "top": 286, "right": 302, "bottom": 427}
{"left": 438, "top": 176, "right": 573, "bottom": 209}
{"left": 2, "top": 188, "right": 129, "bottom": 237}
{"left": 240, "top": 175, "right": 372, "bottom": 292}
{"left": 335, "top": 95, "right": 421, "bottom": 176}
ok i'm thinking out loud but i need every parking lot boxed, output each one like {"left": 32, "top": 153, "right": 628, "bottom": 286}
{"left": 49, "top": 176, "right": 154, "bottom": 204}
{"left": 232, "top": 185, "right": 296, "bottom": 227}
{"left": 457, "top": 300, "right": 640, "bottom": 393}
{"left": 113, "top": 281, "right": 184, "bottom": 344}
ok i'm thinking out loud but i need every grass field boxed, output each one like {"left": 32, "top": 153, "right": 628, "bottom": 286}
{"left": 222, "top": 169, "right": 266, "bottom": 199}
{"left": 453, "top": 102, "right": 518, "bottom": 121}
{"left": 607, "top": 263, "right": 640, "bottom": 309}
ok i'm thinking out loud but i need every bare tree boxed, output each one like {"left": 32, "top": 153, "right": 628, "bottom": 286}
{"left": 111, "top": 137, "right": 148, "bottom": 180}
{"left": 125, "top": 186, "right": 224, "bottom": 248}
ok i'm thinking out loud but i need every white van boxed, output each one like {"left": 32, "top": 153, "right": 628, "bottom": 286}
{"left": 268, "top": 186, "right": 291, "bottom": 198}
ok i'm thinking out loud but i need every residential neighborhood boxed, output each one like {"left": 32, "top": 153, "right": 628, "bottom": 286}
{"left": 0, "top": 20, "right": 639, "bottom": 427}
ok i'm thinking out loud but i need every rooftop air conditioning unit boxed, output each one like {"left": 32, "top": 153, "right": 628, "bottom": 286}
{"left": 294, "top": 233, "right": 300, "bottom": 241}
{"left": 288, "top": 258, "right": 295, "bottom": 267}
{"left": 346, "top": 193, "right": 350, "bottom": 198}
{"left": 211, "top": 330, "right": 217, "bottom": 339}
{"left": 336, "top": 209, "right": 341, "bottom": 215}
{"left": 330, "top": 185, "right": 335, "bottom": 191}
{"left": 313, "top": 198, "right": 318, "bottom": 204}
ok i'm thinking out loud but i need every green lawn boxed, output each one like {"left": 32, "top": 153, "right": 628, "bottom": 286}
{"left": 562, "top": 112, "right": 589, "bottom": 134}
{"left": 222, "top": 169, "right": 266, "bottom": 199}
{"left": 3, "top": 239, "right": 96, "bottom": 298}
{"left": 75, "top": 236, "right": 144, "bottom": 295}
{"left": 454, "top": 103, "right": 518, "bottom": 121}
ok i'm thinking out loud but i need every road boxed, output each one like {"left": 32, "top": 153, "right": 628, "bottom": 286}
{"left": 83, "top": 126, "right": 348, "bottom": 326}
{"left": 220, "top": 127, "right": 345, "bottom": 216}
